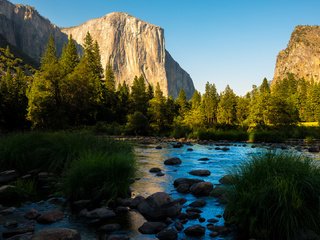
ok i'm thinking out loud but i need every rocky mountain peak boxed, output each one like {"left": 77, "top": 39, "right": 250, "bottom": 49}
{"left": 273, "top": 25, "right": 320, "bottom": 83}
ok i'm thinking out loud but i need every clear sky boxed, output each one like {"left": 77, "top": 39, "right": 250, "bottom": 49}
{"left": 10, "top": 0, "right": 320, "bottom": 95}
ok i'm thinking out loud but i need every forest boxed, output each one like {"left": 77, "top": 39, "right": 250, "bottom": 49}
{"left": 1, "top": 33, "right": 320, "bottom": 141}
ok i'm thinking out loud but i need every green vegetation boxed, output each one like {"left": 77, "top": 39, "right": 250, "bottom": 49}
{"left": 1, "top": 34, "right": 320, "bottom": 143}
{"left": 0, "top": 132, "right": 135, "bottom": 203}
{"left": 224, "top": 152, "right": 320, "bottom": 240}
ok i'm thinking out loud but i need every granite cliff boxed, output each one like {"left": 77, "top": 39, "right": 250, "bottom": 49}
{"left": 0, "top": 0, "right": 195, "bottom": 98}
{"left": 274, "top": 25, "right": 320, "bottom": 83}
{"left": 62, "top": 12, "right": 194, "bottom": 98}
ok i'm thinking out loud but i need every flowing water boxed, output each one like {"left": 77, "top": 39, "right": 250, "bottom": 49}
{"left": 3, "top": 142, "right": 319, "bottom": 240}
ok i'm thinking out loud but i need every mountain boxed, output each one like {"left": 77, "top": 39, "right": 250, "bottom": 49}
{"left": 0, "top": 0, "right": 195, "bottom": 98}
{"left": 61, "top": 12, "right": 195, "bottom": 98}
{"left": 273, "top": 25, "right": 320, "bottom": 83}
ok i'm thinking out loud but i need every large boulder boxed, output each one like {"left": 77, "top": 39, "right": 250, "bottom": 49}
{"left": 31, "top": 228, "right": 80, "bottom": 240}
{"left": 138, "top": 221, "right": 167, "bottom": 234}
{"left": 173, "top": 178, "right": 203, "bottom": 188}
{"left": 37, "top": 210, "right": 64, "bottom": 224}
{"left": 164, "top": 157, "right": 182, "bottom": 165}
{"left": 156, "top": 227, "right": 178, "bottom": 240}
{"left": 137, "top": 192, "right": 182, "bottom": 220}
{"left": 190, "top": 182, "right": 213, "bottom": 196}
{"left": 184, "top": 225, "right": 206, "bottom": 237}
{"left": 79, "top": 207, "right": 116, "bottom": 220}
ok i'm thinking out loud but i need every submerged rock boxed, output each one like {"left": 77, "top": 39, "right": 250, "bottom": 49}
{"left": 99, "top": 224, "right": 121, "bottom": 233}
{"left": 189, "top": 170, "right": 211, "bottom": 176}
{"left": 149, "top": 167, "right": 162, "bottom": 173}
{"left": 79, "top": 207, "right": 116, "bottom": 219}
{"left": 137, "top": 192, "right": 182, "bottom": 220}
{"left": 189, "top": 199, "right": 206, "bottom": 208}
{"left": 138, "top": 221, "right": 167, "bottom": 234}
{"left": 32, "top": 228, "right": 80, "bottom": 240}
{"left": 190, "top": 182, "right": 213, "bottom": 196}
{"left": 37, "top": 209, "right": 64, "bottom": 224}
{"left": 164, "top": 157, "right": 182, "bottom": 165}
{"left": 156, "top": 227, "right": 178, "bottom": 240}
{"left": 184, "top": 225, "right": 205, "bottom": 236}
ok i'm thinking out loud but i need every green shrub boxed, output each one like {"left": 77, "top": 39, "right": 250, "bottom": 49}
{"left": 197, "top": 129, "right": 248, "bottom": 141}
{"left": 0, "top": 132, "right": 132, "bottom": 174}
{"left": 248, "top": 130, "right": 286, "bottom": 143}
{"left": 63, "top": 151, "right": 135, "bottom": 202}
{"left": 224, "top": 152, "right": 320, "bottom": 240}
{"left": 93, "top": 122, "right": 124, "bottom": 135}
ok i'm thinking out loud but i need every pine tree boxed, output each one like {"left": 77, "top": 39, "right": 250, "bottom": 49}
{"left": 201, "top": 82, "right": 219, "bottom": 125}
{"left": 60, "top": 35, "right": 79, "bottom": 75}
{"left": 105, "top": 62, "right": 115, "bottom": 92}
{"left": 131, "top": 75, "right": 148, "bottom": 114}
{"left": 176, "top": 89, "right": 188, "bottom": 115}
{"left": 217, "top": 85, "right": 237, "bottom": 125}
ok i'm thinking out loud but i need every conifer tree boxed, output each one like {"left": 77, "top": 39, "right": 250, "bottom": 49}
{"left": 217, "top": 85, "right": 237, "bottom": 125}
{"left": 60, "top": 35, "right": 79, "bottom": 75}
{"left": 105, "top": 62, "right": 115, "bottom": 92}
{"left": 201, "top": 82, "right": 219, "bottom": 125}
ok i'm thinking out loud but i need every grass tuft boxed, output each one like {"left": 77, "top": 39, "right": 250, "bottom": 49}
{"left": 224, "top": 152, "right": 320, "bottom": 240}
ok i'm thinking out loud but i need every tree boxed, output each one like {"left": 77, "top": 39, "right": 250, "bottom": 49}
{"left": 130, "top": 75, "right": 148, "bottom": 114}
{"left": 191, "top": 90, "right": 201, "bottom": 109}
{"left": 60, "top": 35, "right": 79, "bottom": 75}
{"left": 236, "top": 94, "right": 250, "bottom": 126}
{"left": 126, "top": 111, "right": 149, "bottom": 135}
{"left": 176, "top": 89, "right": 189, "bottom": 115}
{"left": 217, "top": 85, "right": 237, "bottom": 125}
{"left": 105, "top": 62, "right": 115, "bottom": 92}
{"left": 148, "top": 83, "right": 167, "bottom": 133}
{"left": 201, "top": 82, "right": 219, "bottom": 125}
{"left": 27, "top": 36, "right": 66, "bottom": 128}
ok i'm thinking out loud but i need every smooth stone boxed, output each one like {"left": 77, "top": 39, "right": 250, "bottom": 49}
{"left": 130, "top": 196, "right": 145, "bottom": 209}
{"left": 184, "top": 225, "right": 206, "bottom": 237}
{"left": 207, "top": 218, "right": 219, "bottom": 223}
{"left": 190, "top": 182, "right": 213, "bottom": 196}
{"left": 155, "top": 146, "right": 162, "bottom": 149}
{"left": 176, "top": 184, "right": 190, "bottom": 194}
{"left": 24, "top": 209, "right": 40, "bottom": 220}
{"left": 37, "top": 210, "right": 64, "bottom": 224}
{"left": 156, "top": 172, "right": 165, "bottom": 177}
{"left": 0, "top": 170, "right": 18, "bottom": 184}
{"left": 199, "top": 217, "right": 206, "bottom": 223}
{"left": 186, "top": 212, "right": 200, "bottom": 220}
{"left": 31, "top": 228, "right": 80, "bottom": 240}
{"left": 189, "top": 199, "right": 206, "bottom": 208}
{"left": 198, "top": 157, "right": 209, "bottom": 161}
{"left": 164, "top": 157, "right": 182, "bottom": 165}
{"left": 115, "top": 206, "right": 129, "bottom": 214}
{"left": 156, "top": 227, "right": 178, "bottom": 240}
{"left": 6, "top": 232, "right": 33, "bottom": 240}
{"left": 174, "top": 222, "right": 184, "bottom": 231}
{"left": 149, "top": 167, "right": 162, "bottom": 173}
{"left": 138, "top": 221, "right": 167, "bottom": 234}
{"left": 211, "top": 186, "right": 227, "bottom": 198}
{"left": 99, "top": 224, "right": 121, "bottom": 233}
{"left": 107, "top": 234, "right": 129, "bottom": 240}
{"left": 79, "top": 207, "right": 115, "bottom": 219}
{"left": 4, "top": 220, "right": 18, "bottom": 228}
{"left": 173, "top": 178, "right": 204, "bottom": 188}
{"left": 189, "top": 169, "right": 211, "bottom": 177}
{"left": 172, "top": 143, "right": 183, "bottom": 148}
{"left": 137, "top": 192, "right": 182, "bottom": 220}
{"left": 3, "top": 225, "right": 35, "bottom": 238}
{"left": 187, "top": 148, "right": 193, "bottom": 151}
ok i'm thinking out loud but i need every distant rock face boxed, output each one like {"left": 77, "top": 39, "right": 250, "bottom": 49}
{"left": 62, "top": 12, "right": 195, "bottom": 98}
{"left": 273, "top": 25, "right": 320, "bottom": 83}
{"left": 0, "top": 0, "right": 67, "bottom": 61}
{"left": 0, "top": 0, "right": 195, "bottom": 98}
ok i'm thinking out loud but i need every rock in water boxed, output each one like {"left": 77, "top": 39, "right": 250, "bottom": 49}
{"left": 31, "top": 228, "right": 80, "bottom": 240}
{"left": 137, "top": 192, "right": 182, "bottom": 220}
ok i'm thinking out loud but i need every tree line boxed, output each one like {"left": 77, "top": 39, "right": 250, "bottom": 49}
{"left": 0, "top": 33, "right": 319, "bottom": 135}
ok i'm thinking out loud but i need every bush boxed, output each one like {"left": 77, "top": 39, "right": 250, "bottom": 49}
{"left": 248, "top": 130, "right": 286, "bottom": 143}
{"left": 224, "top": 152, "right": 320, "bottom": 240}
{"left": 93, "top": 122, "right": 124, "bottom": 135}
{"left": 196, "top": 129, "right": 248, "bottom": 141}
{"left": 63, "top": 151, "right": 135, "bottom": 202}
{"left": 0, "top": 132, "right": 133, "bottom": 174}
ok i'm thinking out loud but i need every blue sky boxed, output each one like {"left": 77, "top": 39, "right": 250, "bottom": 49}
{"left": 10, "top": 0, "right": 320, "bottom": 95}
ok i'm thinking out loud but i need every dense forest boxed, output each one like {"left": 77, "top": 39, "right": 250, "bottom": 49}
{"left": 1, "top": 33, "right": 320, "bottom": 139}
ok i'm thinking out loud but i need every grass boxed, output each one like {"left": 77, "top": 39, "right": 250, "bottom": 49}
{"left": 0, "top": 131, "right": 135, "bottom": 203}
{"left": 63, "top": 151, "right": 135, "bottom": 202}
{"left": 224, "top": 152, "right": 320, "bottom": 240}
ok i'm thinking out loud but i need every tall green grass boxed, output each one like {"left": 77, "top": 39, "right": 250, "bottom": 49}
{"left": 224, "top": 152, "right": 320, "bottom": 240}
{"left": 0, "top": 132, "right": 135, "bottom": 203}
{"left": 63, "top": 151, "right": 135, "bottom": 201}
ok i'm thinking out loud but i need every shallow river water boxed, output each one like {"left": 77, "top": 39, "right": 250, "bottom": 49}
{"left": 3, "top": 141, "right": 319, "bottom": 240}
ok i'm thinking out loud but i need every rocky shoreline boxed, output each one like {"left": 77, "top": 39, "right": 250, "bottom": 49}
{"left": 1, "top": 139, "right": 319, "bottom": 240}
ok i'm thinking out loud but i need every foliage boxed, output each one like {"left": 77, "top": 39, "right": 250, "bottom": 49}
{"left": 224, "top": 152, "right": 320, "bottom": 240}
{"left": 125, "top": 111, "right": 149, "bottom": 135}
{"left": 63, "top": 151, "right": 135, "bottom": 201}
{"left": 196, "top": 128, "right": 248, "bottom": 141}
